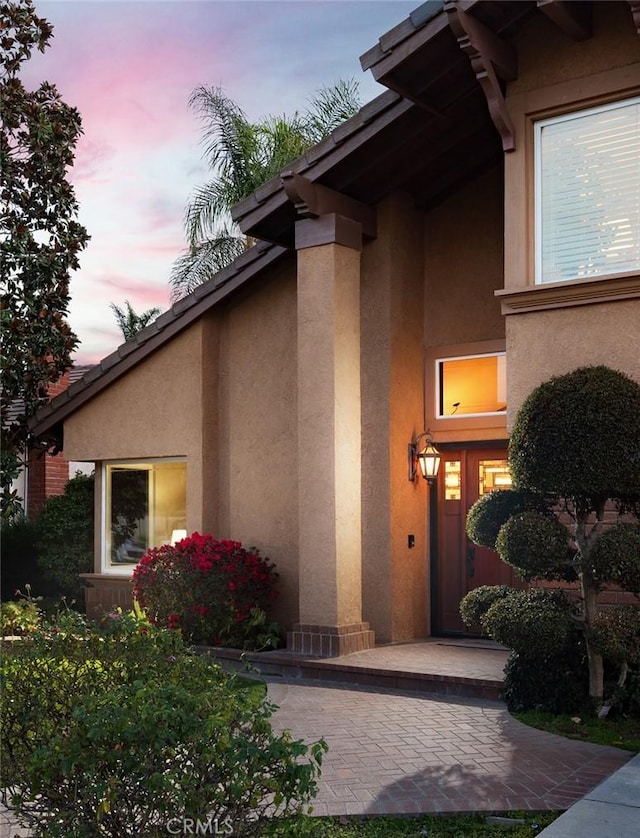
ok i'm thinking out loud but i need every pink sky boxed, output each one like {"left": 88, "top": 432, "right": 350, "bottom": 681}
{"left": 23, "top": 0, "right": 416, "bottom": 364}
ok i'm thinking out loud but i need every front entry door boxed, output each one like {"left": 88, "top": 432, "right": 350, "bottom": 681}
{"left": 433, "top": 446, "right": 521, "bottom": 634}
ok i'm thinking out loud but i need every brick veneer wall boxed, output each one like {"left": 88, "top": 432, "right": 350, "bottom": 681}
{"left": 27, "top": 372, "right": 71, "bottom": 518}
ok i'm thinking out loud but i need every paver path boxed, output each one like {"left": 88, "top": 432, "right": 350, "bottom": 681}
{"left": 268, "top": 679, "right": 633, "bottom": 817}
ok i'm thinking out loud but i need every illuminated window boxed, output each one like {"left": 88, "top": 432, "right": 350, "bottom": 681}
{"left": 444, "top": 460, "right": 461, "bottom": 501}
{"left": 478, "top": 460, "right": 512, "bottom": 496}
{"left": 436, "top": 353, "right": 506, "bottom": 418}
{"left": 535, "top": 97, "right": 640, "bottom": 284}
{"left": 103, "top": 460, "right": 186, "bottom": 573}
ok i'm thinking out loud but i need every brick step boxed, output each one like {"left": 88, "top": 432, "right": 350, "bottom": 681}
{"left": 197, "top": 645, "right": 504, "bottom": 701}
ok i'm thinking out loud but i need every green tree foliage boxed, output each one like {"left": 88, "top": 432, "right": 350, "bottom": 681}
{"left": 109, "top": 299, "right": 162, "bottom": 341}
{"left": 170, "top": 80, "right": 360, "bottom": 299}
{"left": 36, "top": 472, "right": 94, "bottom": 601}
{"left": 1, "top": 612, "right": 326, "bottom": 836}
{"left": 463, "top": 366, "right": 640, "bottom": 715}
{"left": 0, "top": 0, "right": 89, "bottom": 521}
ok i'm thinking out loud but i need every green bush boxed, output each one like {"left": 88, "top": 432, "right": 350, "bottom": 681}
{"left": 465, "top": 489, "right": 548, "bottom": 549}
{"left": 502, "top": 647, "right": 589, "bottom": 714}
{"left": 509, "top": 365, "right": 640, "bottom": 506}
{"left": 0, "top": 612, "right": 325, "bottom": 837}
{"left": 133, "top": 533, "right": 281, "bottom": 649}
{"left": 589, "top": 524, "right": 640, "bottom": 594}
{"left": 591, "top": 605, "right": 640, "bottom": 667}
{"left": 0, "top": 516, "right": 52, "bottom": 599}
{"left": 496, "top": 511, "right": 578, "bottom": 582}
{"left": 481, "top": 588, "right": 578, "bottom": 656}
{"left": 35, "top": 472, "right": 94, "bottom": 602}
{"left": 459, "top": 585, "right": 514, "bottom": 629}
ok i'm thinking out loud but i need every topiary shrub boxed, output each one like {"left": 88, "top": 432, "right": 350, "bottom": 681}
{"left": 0, "top": 612, "right": 325, "bottom": 837}
{"left": 481, "top": 587, "right": 580, "bottom": 657}
{"left": 133, "top": 532, "right": 280, "bottom": 649}
{"left": 459, "top": 585, "right": 514, "bottom": 629}
{"left": 589, "top": 524, "right": 640, "bottom": 594}
{"left": 465, "top": 489, "right": 548, "bottom": 549}
{"left": 495, "top": 511, "right": 578, "bottom": 582}
{"left": 509, "top": 365, "right": 640, "bottom": 507}
{"left": 478, "top": 588, "right": 589, "bottom": 713}
{"left": 35, "top": 472, "right": 94, "bottom": 602}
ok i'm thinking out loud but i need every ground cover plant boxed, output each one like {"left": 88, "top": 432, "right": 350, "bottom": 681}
{"left": 262, "top": 811, "right": 559, "bottom": 836}
{"left": 0, "top": 608, "right": 326, "bottom": 837}
{"left": 461, "top": 366, "right": 640, "bottom": 717}
{"left": 133, "top": 532, "right": 282, "bottom": 649}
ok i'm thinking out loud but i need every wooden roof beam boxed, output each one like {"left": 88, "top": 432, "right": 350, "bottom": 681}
{"left": 281, "top": 172, "right": 377, "bottom": 239}
{"left": 537, "top": 1, "right": 592, "bottom": 41}
{"left": 444, "top": 1, "right": 518, "bottom": 152}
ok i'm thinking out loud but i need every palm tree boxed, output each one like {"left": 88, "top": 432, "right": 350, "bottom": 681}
{"left": 170, "top": 80, "right": 360, "bottom": 300}
{"left": 110, "top": 300, "right": 163, "bottom": 341}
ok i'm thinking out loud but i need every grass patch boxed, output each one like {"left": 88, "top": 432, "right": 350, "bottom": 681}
{"left": 267, "top": 811, "right": 559, "bottom": 836}
{"left": 512, "top": 710, "right": 640, "bottom": 753}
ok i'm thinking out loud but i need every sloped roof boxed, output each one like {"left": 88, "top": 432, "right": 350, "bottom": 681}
{"left": 31, "top": 241, "right": 289, "bottom": 441}
{"left": 33, "top": 0, "right": 630, "bottom": 445}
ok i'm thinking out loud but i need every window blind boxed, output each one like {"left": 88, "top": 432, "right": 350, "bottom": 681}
{"left": 535, "top": 97, "right": 640, "bottom": 284}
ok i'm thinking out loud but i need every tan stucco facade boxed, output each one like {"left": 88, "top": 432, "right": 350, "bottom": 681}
{"left": 54, "top": 1, "right": 638, "bottom": 647}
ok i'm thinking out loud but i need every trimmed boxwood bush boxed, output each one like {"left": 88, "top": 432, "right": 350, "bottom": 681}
{"left": 459, "top": 585, "right": 514, "bottom": 629}
{"left": 509, "top": 365, "right": 640, "bottom": 506}
{"left": 0, "top": 611, "right": 326, "bottom": 837}
{"left": 465, "top": 488, "right": 548, "bottom": 549}
{"left": 589, "top": 524, "right": 640, "bottom": 594}
{"left": 495, "top": 511, "right": 578, "bottom": 582}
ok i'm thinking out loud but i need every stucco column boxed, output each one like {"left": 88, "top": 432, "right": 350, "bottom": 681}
{"left": 288, "top": 213, "right": 375, "bottom": 656}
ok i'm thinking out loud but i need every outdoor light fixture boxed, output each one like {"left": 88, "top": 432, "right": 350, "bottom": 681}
{"left": 408, "top": 432, "right": 441, "bottom": 482}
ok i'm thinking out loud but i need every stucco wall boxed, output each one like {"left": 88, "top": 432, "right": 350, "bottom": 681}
{"left": 217, "top": 261, "right": 300, "bottom": 629}
{"left": 509, "top": 2, "right": 639, "bottom": 96}
{"left": 64, "top": 321, "right": 215, "bottom": 538}
{"left": 506, "top": 301, "right": 640, "bottom": 420}
{"left": 361, "top": 192, "right": 429, "bottom": 642}
{"left": 425, "top": 165, "right": 505, "bottom": 349}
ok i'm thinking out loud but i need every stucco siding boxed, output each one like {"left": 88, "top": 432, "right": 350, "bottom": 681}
{"left": 218, "top": 263, "right": 299, "bottom": 629}
{"left": 361, "top": 192, "right": 428, "bottom": 642}
{"left": 506, "top": 300, "right": 640, "bottom": 424}
{"left": 425, "top": 165, "right": 505, "bottom": 349}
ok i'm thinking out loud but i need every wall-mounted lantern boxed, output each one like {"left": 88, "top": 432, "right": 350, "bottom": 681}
{"left": 408, "top": 432, "right": 441, "bottom": 482}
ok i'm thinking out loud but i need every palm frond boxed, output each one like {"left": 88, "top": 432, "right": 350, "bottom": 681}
{"left": 169, "top": 232, "right": 246, "bottom": 301}
{"left": 304, "top": 79, "right": 361, "bottom": 144}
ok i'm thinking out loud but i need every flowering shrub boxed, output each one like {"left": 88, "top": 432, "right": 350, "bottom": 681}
{"left": 132, "top": 533, "right": 280, "bottom": 649}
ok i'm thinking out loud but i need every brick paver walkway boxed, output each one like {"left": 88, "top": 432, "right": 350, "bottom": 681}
{"left": 268, "top": 679, "right": 632, "bottom": 817}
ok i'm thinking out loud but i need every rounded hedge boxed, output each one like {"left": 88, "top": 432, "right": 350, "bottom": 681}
{"left": 509, "top": 366, "right": 640, "bottom": 504}
{"left": 465, "top": 488, "right": 549, "bottom": 549}
{"left": 481, "top": 587, "right": 577, "bottom": 656}
{"left": 495, "top": 510, "right": 578, "bottom": 582}
{"left": 589, "top": 523, "right": 640, "bottom": 594}
{"left": 459, "top": 585, "right": 514, "bottom": 628}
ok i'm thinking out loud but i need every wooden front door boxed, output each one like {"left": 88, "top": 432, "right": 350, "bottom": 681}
{"left": 433, "top": 445, "right": 521, "bottom": 634}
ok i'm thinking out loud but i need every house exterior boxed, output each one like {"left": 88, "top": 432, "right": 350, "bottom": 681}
{"left": 32, "top": 0, "right": 639, "bottom": 653}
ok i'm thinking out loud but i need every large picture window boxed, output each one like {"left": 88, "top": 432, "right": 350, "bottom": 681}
{"left": 535, "top": 97, "right": 640, "bottom": 285}
{"left": 103, "top": 460, "right": 186, "bottom": 573}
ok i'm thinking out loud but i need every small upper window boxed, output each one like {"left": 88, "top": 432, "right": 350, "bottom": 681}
{"left": 436, "top": 353, "right": 506, "bottom": 419}
{"left": 535, "top": 97, "right": 640, "bottom": 284}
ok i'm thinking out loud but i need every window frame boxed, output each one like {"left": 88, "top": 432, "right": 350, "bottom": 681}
{"left": 101, "top": 457, "right": 187, "bottom": 575}
{"left": 533, "top": 96, "right": 640, "bottom": 286}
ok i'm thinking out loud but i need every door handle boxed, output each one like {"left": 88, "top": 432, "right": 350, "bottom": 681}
{"left": 466, "top": 543, "right": 475, "bottom": 578}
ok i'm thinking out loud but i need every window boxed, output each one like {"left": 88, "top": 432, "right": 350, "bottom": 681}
{"left": 436, "top": 353, "right": 506, "bottom": 419}
{"left": 103, "top": 460, "right": 186, "bottom": 573}
{"left": 535, "top": 97, "right": 640, "bottom": 284}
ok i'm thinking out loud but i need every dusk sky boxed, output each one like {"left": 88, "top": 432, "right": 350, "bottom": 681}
{"left": 22, "top": 0, "right": 417, "bottom": 364}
